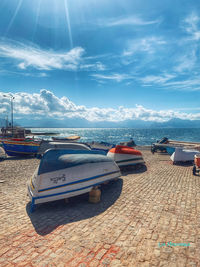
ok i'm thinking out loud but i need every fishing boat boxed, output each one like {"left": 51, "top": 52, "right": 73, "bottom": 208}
{"left": 107, "top": 145, "right": 145, "bottom": 167}
{"left": 27, "top": 149, "right": 121, "bottom": 212}
{"left": 170, "top": 148, "right": 200, "bottom": 164}
{"left": 2, "top": 139, "right": 40, "bottom": 157}
{"left": 37, "top": 140, "right": 91, "bottom": 157}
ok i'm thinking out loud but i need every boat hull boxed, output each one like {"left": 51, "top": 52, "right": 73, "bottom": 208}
{"left": 27, "top": 149, "right": 121, "bottom": 211}
{"left": 107, "top": 145, "right": 145, "bottom": 167}
{"left": 170, "top": 148, "right": 200, "bottom": 163}
{"left": 166, "top": 146, "right": 176, "bottom": 155}
{"left": 2, "top": 140, "right": 40, "bottom": 156}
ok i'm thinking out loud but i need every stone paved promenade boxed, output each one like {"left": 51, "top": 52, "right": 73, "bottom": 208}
{"left": 0, "top": 149, "right": 200, "bottom": 266}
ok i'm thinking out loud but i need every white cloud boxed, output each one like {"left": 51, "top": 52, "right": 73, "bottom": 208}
{"left": 0, "top": 90, "right": 200, "bottom": 123}
{"left": 140, "top": 72, "right": 200, "bottom": 91}
{"left": 123, "top": 37, "right": 166, "bottom": 56}
{"left": 91, "top": 73, "right": 131, "bottom": 82}
{"left": 0, "top": 40, "right": 106, "bottom": 73}
{"left": 0, "top": 41, "right": 84, "bottom": 71}
{"left": 183, "top": 13, "right": 200, "bottom": 40}
{"left": 100, "top": 15, "right": 161, "bottom": 27}
{"left": 140, "top": 74, "right": 175, "bottom": 85}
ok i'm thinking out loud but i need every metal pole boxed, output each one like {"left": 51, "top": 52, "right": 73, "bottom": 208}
{"left": 11, "top": 96, "right": 14, "bottom": 136}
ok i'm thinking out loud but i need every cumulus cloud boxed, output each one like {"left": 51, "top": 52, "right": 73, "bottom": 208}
{"left": 0, "top": 90, "right": 200, "bottom": 123}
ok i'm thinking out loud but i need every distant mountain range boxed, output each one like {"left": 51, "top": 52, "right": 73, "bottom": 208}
{"left": 1, "top": 117, "right": 199, "bottom": 128}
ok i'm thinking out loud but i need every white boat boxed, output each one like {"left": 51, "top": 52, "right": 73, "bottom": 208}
{"left": 107, "top": 145, "right": 145, "bottom": 167}
{"left": 27, "top": 149, "right": 121, "bottom": 212}
{"left": 37, "top": 140, "right": 91, "bottom": 157}
{"left": 170, "top": 148, "right": 200, "bottom": 163}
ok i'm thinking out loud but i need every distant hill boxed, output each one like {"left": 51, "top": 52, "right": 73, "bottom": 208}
{"left": 12, "top": 117, "right": 200, "bottom": 128}
{"left": 150, "top": 118, "right": 200, "bottom": 128}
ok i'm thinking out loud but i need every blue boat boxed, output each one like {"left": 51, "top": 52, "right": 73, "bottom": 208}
{"left": 2, "top": 140, "right": 40, "bottom": 157}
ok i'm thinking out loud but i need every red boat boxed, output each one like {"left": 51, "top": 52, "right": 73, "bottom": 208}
{"left": 107, "top": 145, "right": 145, "bottom": 167}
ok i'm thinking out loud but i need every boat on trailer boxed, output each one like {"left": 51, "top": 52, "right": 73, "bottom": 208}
{"left": 27, "top": 149, "right": 121, "bottom": 212}
{"left": 107, "top": 145, "right": 145, "bottom": 167}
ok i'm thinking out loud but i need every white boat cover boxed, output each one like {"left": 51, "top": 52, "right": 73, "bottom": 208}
{"left": 37, "top": 140, "right": 91, "bottom": 155}
{"left": 170, "top": 148, "right": 200, "bottom": 162}
{"left": 38, "top": 149, "right": 115, "bottom": 175}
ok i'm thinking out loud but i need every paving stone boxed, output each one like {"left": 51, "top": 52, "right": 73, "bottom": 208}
{"left": 0, "top": 151, "right": 199, "bottom": 266}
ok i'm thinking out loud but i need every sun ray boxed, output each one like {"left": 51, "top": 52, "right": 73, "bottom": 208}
{"left": 5, "top": 0, "right": 24, "bottom": 36}
{"left": 64, "top": 0, "right": 73, "bottom": 49}
{"left": 31, "top": 0, "right": 41, "bottom": 42}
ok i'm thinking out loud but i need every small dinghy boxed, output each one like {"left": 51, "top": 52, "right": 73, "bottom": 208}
{"left": 88, "top": 141, "right": 115, "bottom": 154}
{"left": 52, "top": 135, "right": 80, "bottom": 142}
{"left": 107, "top": 145, "right": 145, "bottom": 167}
{"left": 27, "top": 149, "right": 121, "bottom": 212}
{"left": 170, "top": 148, "right": 200, "bottom": 164}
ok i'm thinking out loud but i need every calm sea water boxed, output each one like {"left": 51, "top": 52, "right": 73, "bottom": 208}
{"left": 28, "top": 128, "right": 200, "bottom": 146}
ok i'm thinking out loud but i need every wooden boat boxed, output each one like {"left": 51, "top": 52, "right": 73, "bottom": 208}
{"left": 107, "top": 145, "right": 145, "bottom": 167}
{"left": 37, "top": 140, "right": 91, "bottom": 157}
{"left": 27, "top": 149, "right": 121, "bottom": 212}
{"left": 170, "top": 148, "right": 200, "bottom": 164}
{"left": 52, "top": 135, "right": 80, "bottom": 142}
{"left": 1, "top": 139, "right": 40, "bottom": 157}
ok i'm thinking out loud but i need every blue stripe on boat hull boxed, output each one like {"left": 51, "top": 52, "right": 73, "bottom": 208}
{"left": 2, "top": 143, "right": 39, "bottom": 156}
{"left": 38, "top": 170, "right": 120, "bottom": 192}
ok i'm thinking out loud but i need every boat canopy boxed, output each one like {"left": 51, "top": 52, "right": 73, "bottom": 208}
{"left": 38, "top": 149, "right": 113, "bottom": 175}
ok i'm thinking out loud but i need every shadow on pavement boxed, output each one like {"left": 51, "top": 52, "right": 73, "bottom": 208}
{"left": 26, "top": 178, "right": 123, "bottom": 236}
{"left": 120, "top": 164, "right": 147, "bottom": 176}
{"left": 172, "top": 161, "right": 194, "bottom": 167}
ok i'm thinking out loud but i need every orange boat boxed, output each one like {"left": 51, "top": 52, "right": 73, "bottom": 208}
{"left": 107, "top": 145, "right": 145, "bottom": 167}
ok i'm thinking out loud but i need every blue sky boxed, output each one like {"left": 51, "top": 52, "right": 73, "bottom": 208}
{"left": 0, "top": 0, "right": 200, "bottom": 124}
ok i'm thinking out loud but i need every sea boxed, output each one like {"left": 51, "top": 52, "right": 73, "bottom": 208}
{"left": 28, "top": 128, "right": 200, "bottom": 146}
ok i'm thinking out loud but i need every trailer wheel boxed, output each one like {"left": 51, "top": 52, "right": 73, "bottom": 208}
{"left": 193, "top": 165, "right": 196, "bottom": 176}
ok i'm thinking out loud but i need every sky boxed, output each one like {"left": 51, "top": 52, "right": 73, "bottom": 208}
{"left": 0, "top": 0, "right": 200, "bottom": 125}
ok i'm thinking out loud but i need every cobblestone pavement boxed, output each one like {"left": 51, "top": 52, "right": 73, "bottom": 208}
{"left": 0, "top": 149, "right": 200, "bottom": 266}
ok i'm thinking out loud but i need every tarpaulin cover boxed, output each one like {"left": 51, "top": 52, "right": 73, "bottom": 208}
{"left": 38, "top": 149, "right": 113, "bottom": 175}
